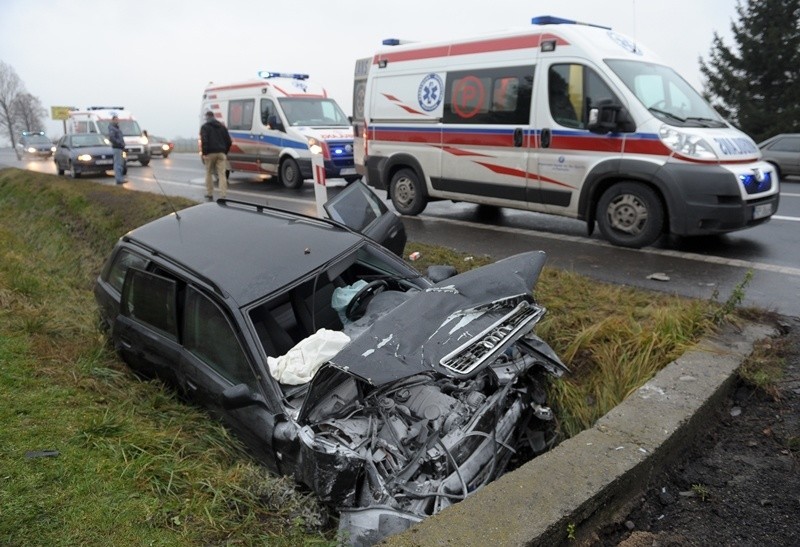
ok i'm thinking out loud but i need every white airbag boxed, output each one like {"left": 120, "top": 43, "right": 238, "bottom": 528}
{"left": 267, "top": 328, "right": 350, "bottom": 385}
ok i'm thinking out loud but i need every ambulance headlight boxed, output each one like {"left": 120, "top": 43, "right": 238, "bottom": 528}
{"left": 306, "top": 137, "right": 324, "bottom": 156}
{"left": 659, "top": 126, "right": 717, "bottom": 160}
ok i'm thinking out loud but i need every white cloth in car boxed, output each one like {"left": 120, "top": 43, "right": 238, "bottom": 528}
{"left": 267, "top": 328, "right": 350, "bottom": 385}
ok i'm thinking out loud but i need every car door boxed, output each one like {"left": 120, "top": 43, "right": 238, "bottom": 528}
{"left": 323, "top": 180, "right": 407, "bottom": 256}
{"left": 113, "top": 268, "right": 183, "bottom": 386}
{"left": 179, "top": 286, "right": 281, "bottom": 473}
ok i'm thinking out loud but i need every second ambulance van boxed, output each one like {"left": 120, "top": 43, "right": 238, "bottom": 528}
{"left": 355, "top": 16, "right": 779, "bottom": 248}
{"left": 201, "top": 72, "right": 359, "bottom": 188}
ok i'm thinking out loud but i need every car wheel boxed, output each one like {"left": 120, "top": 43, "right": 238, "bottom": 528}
{"left": 344, "top": 175, "right": 362, "bottom": 185}
{"left": 140, "top": 158, "right": 150, "bottom": 167}
{"left": 163, "top": 152, "right": 170, "bottom": 159}
{"left": 279, "top": 157, "right": 303, "bottom": 189}
{"left": 596, "top": 182, "right": 664, "bottom": 248}
{"left": 69, "top": 162, "right": 81, "bottom": 179}
{"left": 55, "top": 160, "right": 64, "bottom": 176}
{"left": 390, "top": 168, "right": 428, "bottom": 216}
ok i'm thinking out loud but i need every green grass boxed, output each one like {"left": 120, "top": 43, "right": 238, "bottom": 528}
{"left": 0, "top": 167, "right": 736, "bottom": 544}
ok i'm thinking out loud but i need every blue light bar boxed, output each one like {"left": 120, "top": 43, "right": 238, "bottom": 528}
{"left": 257, "top": 71, "right": 309, "bottom": 80}
{"left": 531, "top": 15, "right": 611, "bottom": 30}
{"left": 739, "top": 172, "right": 773, "bottom": 195}
{"left": 383, "top": 38, "right": 401, "bottom": 46}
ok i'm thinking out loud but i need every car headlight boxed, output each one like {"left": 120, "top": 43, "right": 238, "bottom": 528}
{"left": 27, "top": 147, "right": 36, "bottom": 153}
{"left": 77, "top": 154, "right": 93, "bottom": 162}
{"left": 162, "top": 144, "right": 169, "bottom": 151}
{"left": 659, "top": 125, "right": 717, "bottom": 160}
{"left": 50, "top": 146, "right": 56, "bottom": 152}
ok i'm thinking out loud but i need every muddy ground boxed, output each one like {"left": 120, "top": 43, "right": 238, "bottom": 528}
{"left": 582, "top": 315, "right": 800, "bottom": 546}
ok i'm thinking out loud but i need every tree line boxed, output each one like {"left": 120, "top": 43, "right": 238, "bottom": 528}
{"left": 0, "top": 61, "right": 48, "bottom": 158}
{"left": 1, "top": 0, "right": 799, "bottom": 154}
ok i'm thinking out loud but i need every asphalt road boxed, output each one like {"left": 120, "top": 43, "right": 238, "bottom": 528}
{"left": 3, "top": 149, "right": 799, "bottom": 317}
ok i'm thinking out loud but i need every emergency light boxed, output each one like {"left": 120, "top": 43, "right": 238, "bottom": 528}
{"left": 531, "top": 15, "right": 611, "bottom": 30}
{"left": 257, "top": 71, "right": 309, "bottom": 80}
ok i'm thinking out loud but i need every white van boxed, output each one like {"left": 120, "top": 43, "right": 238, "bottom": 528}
{"left": 355, "top": 16, "right": 780, "bottom": 248}
{"left": 200, "top": 72, "right": 359, "bottom": 188}
{"left": 67, "top": 107, "right": 151, "bottom": 166}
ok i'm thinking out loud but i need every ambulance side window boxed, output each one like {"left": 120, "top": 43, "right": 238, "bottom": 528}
{"left": 261, "top": 99, "right": 277, "bottom": 126}
{"left": 443, "top": 65, "right": 533, "bottom": 125}
{"left": 548, "top": 64, "right": 620, "bottom": 129}
{"left": 228, "top": 99, "right": 255, "bottom": 130}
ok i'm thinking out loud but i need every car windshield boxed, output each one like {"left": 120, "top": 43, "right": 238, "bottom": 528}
{"left": 278, "top": 98, "right": 350, "bottom": 127}
{"left": 24, "top": 134, "right": 50, "bottom": 145}
{"left": 97, "top": 119, "right": 143, "bottom": 137}
{"left": 605, "top": 59, "right": 727, "bottom": 128}
{"left": 72, "top": 134, "right": 109, "bottom": 147}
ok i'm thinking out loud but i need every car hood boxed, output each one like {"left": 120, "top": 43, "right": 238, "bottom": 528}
{"left": 70, "top": 145, "right": 114, "bottom": 156}
{"left": 295, "top": 126, "right": 354, "bottom": 141}
{"left": 326, "top": 251, "right": 548, "bottom": 386}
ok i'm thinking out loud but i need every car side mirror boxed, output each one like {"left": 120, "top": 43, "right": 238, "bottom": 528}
{"left": 267, "top": 114, "right": 285, "bottom": 132}
{"left": 427, "top": 265, "right": 458, "bottom": 283}
{"left": 221, "top": 383, "right": 268, "bottom": 410}
{"left": 587, "top": 100, "right": 636, "bottom": 134}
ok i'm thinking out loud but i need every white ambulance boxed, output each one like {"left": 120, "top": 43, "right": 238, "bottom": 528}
{"left": 200, "top": 72, "right": 359, "bottom": 188}
{"left": 355, "top": 16, "right": 779, "bottom": 248}
{"left": 67, "top": 107, "right": 151, "bottom": 166}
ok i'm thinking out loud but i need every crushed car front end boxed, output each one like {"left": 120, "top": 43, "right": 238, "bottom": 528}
{"left": 293, "top": 251, "right": 567, "bottom": 544}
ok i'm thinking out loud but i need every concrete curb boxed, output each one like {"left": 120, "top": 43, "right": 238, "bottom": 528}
{"left": 383, "top": 321, "right": 776, "bottom": 546}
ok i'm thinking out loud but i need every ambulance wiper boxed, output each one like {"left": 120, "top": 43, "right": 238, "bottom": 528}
{"left": 684, "top": 117, "right": 727, "bottom": 128}
{"left": 648, "top": 107, "right": 686, "bottom": 123}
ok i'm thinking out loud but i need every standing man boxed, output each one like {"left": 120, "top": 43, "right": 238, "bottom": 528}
{"left": 200, "top": 110, "right": 232, "bottom": 200}
{"left": 108, "top": 114, "right": 126, "bottom": 185}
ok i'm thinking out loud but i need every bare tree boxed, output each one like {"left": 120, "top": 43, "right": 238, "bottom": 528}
{"left": 0, "top": 60, "right": 25, "bottom": 158}
{"left": 15, "top": 92, "right": 47, "bottom": 134}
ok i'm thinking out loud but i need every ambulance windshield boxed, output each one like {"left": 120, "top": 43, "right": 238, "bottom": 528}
{"left": 605, "top": 60, "right": 727, "bottom": 128}
{"left": 97, "top": 119, "right": 143, "bottom": 137}
{"left": 278, "top": 98, "right": 350, "bottom": 127}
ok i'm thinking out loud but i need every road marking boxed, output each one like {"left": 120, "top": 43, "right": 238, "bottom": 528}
{"left": 782, "top": 192, "right": 800, "bottom": 197}
{"left": 410, "top": 214, "right": 800, "bottom": 278}
{"left": 773, "top": 215, "right": 800, "bottom": 222}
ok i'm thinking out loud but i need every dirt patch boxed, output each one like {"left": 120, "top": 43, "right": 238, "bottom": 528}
{"left": 590, "top": 315, "right": 800, "bottom": 546}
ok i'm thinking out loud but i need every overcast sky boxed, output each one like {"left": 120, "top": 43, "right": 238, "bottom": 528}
{"left": 1, "top": 0, "right": 739, "bottom": 140}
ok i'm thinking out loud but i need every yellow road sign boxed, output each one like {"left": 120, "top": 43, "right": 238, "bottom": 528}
{"left": 51, "top": 106, "right": 73, "bottom": 120}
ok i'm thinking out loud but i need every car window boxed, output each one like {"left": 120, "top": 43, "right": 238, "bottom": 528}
{"left": 183, "top": 287, "right": 256, "bottom": 387}
{"left": 121, "top": 269, "right": 179, "bottom": 341}
{"left": 548, "top": 64, "right": 620, "bottom": 129}
{"left": 768, "top": 137, "right": 800, "bottom": 153}
{"left": 106, "top": 249, "right": 148, "bottom": 293}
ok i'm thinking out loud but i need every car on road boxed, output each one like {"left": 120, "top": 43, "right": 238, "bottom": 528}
{"left": 758, "top": 133, "right": 800, "bottom": 180}
{"left": 53, "top": 133, "right": 119, "bottom": 178}
{"left": 148, "top": 135, "right": 174, "bottom": 158}
{"left": 17, "top": 131, "right": 55, "bottom": 159}
{"left": 93, "top": 182, "right": 566, "bottom": 545}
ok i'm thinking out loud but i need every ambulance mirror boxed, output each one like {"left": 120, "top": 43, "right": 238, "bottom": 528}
{"left": 587, "top": 101, "right": 634, "bottom": 134}
{"left": 267, "top": 114, "right": 285, "bottom": 132}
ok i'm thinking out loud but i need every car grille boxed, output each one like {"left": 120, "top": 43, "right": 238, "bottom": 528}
{"left": 440, "top": 298, "right": 546, "bottom": 376}
{"left": 327, "top": 139, "right": 354, "bottom": 168}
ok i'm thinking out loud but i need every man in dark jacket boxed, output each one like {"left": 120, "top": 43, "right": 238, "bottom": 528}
{"left": 200, "top": 110, "right": 232, "bottom": 200}
{"left": 108, "top": 114, "right": 126, "bottom": 184}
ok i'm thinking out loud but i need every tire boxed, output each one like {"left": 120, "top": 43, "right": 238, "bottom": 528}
{"left": 596, "top": 182, "right": 664, "bottom": 248}
{"left": 344, "top": 175, "right": 362, "bottom": 184}
{"left": 279, "top": 157, "right": 303, "bottom": 189}
{"left": 69, "top": 162, "right": 80, "bottom": 179}
{"left": 56, "top": 160, "right": 64, "bottom": 176}
{"left": 163, "top": 152, "right": 170, "bottom": 159}
{"left": 140, "top": 158, "right": 150, "bottom": 167}
{"left": 390, "top": 168, "right": 427, "bottom": 216}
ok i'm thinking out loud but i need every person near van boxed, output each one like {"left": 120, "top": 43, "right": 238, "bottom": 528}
{"left": 200, "top": 110, "right": 232, "bottom": 200}
{"left": 108, "top": 115, "right": 127, "bottom": 184}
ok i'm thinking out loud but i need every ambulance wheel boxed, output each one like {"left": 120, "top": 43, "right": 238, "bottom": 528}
{"left": 280, "top": 157, "right": 303, "bottom": 189}
{"left": 596, "top": 182, "right": 664, "bottom": 248}
{"left": 390, "top": 168, "right": 427, "bottom": 216}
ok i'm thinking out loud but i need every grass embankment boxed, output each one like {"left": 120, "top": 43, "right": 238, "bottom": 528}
{"left": 0, "top": 168, "right": 729, "bottom": 544}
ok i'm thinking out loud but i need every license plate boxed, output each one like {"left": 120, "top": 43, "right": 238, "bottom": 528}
{"left": 339, "top": 167, "right": 356, "bottom": 175}
{"left": 96, "top": 159, "right": 113, "bottom": 165}
{"left": 753, "top": 203, "right": 772, "bottom": 220}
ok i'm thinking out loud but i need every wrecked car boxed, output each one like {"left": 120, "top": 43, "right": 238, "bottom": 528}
{"left": 94, "top": 183, "right": 567, "bottom": 545}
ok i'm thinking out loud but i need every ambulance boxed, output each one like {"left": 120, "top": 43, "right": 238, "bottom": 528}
{"left": 355, "top": 16, "right": 780, "bottom": 248}
{"left": 200, "top": 72, "right": 359, "bottom": 189}
{"left": 66, "top": 107, "right": 151, "bottom": 166}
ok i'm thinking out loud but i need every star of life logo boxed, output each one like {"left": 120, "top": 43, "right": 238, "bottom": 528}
{"left": 418, "top": 73, "right": 444, "bottom": 112}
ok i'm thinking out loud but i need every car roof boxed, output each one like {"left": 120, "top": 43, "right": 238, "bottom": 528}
{"left": 123, "top": 200, "right": 363, "bottom": 306}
